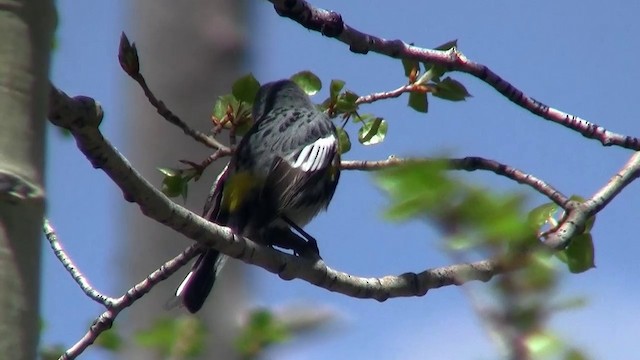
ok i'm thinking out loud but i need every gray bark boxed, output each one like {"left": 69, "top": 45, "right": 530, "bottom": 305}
{"left": 0, "top": 0, "right": 56, "bottom": 359}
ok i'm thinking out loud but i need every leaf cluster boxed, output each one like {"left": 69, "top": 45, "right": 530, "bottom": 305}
{"left": 402, "top": 40, "right": 471, "bottom": 113}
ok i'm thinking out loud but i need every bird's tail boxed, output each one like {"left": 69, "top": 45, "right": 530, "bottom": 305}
{"left": 175, "top": 249, "right": 228, "bottom": 313}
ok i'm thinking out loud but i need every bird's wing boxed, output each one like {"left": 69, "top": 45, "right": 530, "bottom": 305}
{"left": 203, "top": 163, "right": 230, "bottom": 222}
{"left": 264, "top": 133, "right": 340, "bottom": 211}
{"left": 175, "top": 163, "right": 230, "bottom": 314}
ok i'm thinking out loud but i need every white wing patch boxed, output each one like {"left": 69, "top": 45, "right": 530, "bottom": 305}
{"left": 175, "top": 254, "right": 227, "bottom": 297}
{"left": 175, "top": 271, "right": 193, "bottom": 297}
{"left": 290, "top": 134, "right": 336, "bottom": 172}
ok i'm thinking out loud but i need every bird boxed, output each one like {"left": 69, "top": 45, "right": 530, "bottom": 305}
{"left": 175, "top": 79, "right": 341, "bottom": 313}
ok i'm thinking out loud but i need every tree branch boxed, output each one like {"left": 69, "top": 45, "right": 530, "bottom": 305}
{"left": 44, "top": 217, "right": 201, "bottom": 360}
{"left": 43, "top": 219, "right": 114, "bottom": 307}
{"left": 355, "top": 84, "right": 426, "bottom": 105}
{"left": 47, "top": 84, "right": 513, "bottom": 299}
{"left": 118, "top": 33, "right": 231, "bottom": 153}
{"left": 268, "top": 0, "right": 640, "bottom": 151}
{"left": 49, "top": 82, "right": 625, "bottom": 297}
{"left": 584, "top": 151, "right": 640, "bottom": 214}
{"left": 61, "top": 243, "right": 200, "bottom": 360}
{"left": 48, "top": 81, "right": 636, "bottom": 358}
{"left": 543, "top": 151, "right": 640, "bottom": 249}
{"left": 342, "top": 157, "right": 570, "bottom": 208}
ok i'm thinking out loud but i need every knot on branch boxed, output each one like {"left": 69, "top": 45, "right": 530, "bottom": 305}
{"left": 320, "top": 11, "right": 343, "bottom": 37}
{"left": 49, "top": 84, "right": 104, "bottom": 130}
{"left": 273, "top": 0, "right": 344, "bottom": 38}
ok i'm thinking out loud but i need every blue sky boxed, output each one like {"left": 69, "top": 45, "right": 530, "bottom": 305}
{"left": 44, "top": 1, "right": 640, "bottom": 359}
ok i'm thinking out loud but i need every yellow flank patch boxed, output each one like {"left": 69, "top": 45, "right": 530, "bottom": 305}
{"left": 329, "top": 165, "right": 338, "bottom": 181}
{"left": 222, "top": 172, "right": 258, "bottom": 212}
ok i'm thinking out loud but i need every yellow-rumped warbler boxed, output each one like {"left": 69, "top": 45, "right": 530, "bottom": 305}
{"left": 175, "top": 79, "right": 341, "bottom": 313}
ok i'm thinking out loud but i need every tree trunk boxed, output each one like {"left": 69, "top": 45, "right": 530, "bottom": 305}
{"left": 0, "top": 0, "right": 56, "bottom": 359}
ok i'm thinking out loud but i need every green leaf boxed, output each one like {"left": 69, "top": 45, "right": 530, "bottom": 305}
{"left": 556, "top": 233, "right": 595, "bottom": 273}
{"left": 447, "top": 234, "right": 475, "bottom": 251}
{"left": 276, "top": 306, "right": 336, "bottom": 334}
{"left": 528, "top": 202, "right": 559, "bottom": 229}
{"left": 335, "top": 91, "right": 359, "bottom": 114}
{"left": 351, "top": 113, "right": 376, "bottom": 124}
{"left": 432, "top": 77, "right": 472, "bottom": 101}
{"left": 564, "top": 348, "right": 589, "bottom": 360}
{"left": 234, "top": 102, "right": 254, "bottom": 136}
{"left": 457, "top": 191, "right": 531, "bottom": 243}
{"left": 401, "top": 58, "right": 419, "bottom": 78}
{"left": 135, "top": 317, "right": 205, "bottom": 357}
{"left": 212, "top": 99, "right": 225, "bottom": 120}
{"left": 377, "top": 160, "right": 538, "bottom": 254}
{"left": 318, "top": 99, "right": 332, "bottom": 112}
{"left": 134, "top": 318, "right": 177, "bottom": 352}
{"left": 419, "top": 40, "right": 457, "bottom": 81}
{"left": 336, "top": 127, "right": 351, "bottom": 154}
{"left": 569, "top": 195, "right": 585, "bottom": 202}
{"left": 175, "top": 316, "right": 206, "bottom": 357}
{"left": 422, "top": 64, "right": 447, "bottom": 83}
{"left": 235, "top": 309, "right": 290, "bottom": 358}
{"left": 376, "top": 161, "right": 453, "bottom": 221}
{"left": 408, "top": 91, "right": 428, "bottom": 113}
{"left": 212, "top": 94, "right": 237, "bottom": 120}
{"left": 521, "top": 252, "right": 557, "bottom": 290}
{"left": 94, "top": 326, "right": 122, "bottom": 352}
{"left": 232, "top": 73, "right": 261, "bottom": 104}
{"left": 158, "top": 168, "right": 188, "bottom": 200}
{"left": 525, "top": 331, "right": 562, "bottom": 357}
{"left": 291, "top": 71, "right": 322, "bottom": 96}
{"left": 212, "top": 94, "right": 254, "bottom": 135}
{"left": 418, "top": 41, "right": 456, "bottom": 83}
{"left": 584, "top": 214, "right": 596, "bottom": 233}
{"left": 434, "top": 39, "right": 458, "bottom": 51}
{"left": 551, "top": 297, "right": 588, "bottom": 312}
{"left": 358, "top": 118, "right": 387, "bottom": 145}
{"left": 157, "top": 167, "right": 180, "bottom": 177}
{"left": 330, "top": 79, "right": 345, "bottom": 102}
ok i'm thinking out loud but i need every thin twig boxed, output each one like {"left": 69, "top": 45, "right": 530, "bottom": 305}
{"left": 118, "top": 33, "right": 229, "bottom": 152}
{"left": 48, "top": 83, "right": 513, "bottom": 300}
{"left": 342, "top": 157, "right": 570, "bottom": 208}
{"left": 48, "top": 82, "right": 612, "bottom": 297}
{"left": 584, "top": 151, "right": 640, "bottom": 214}
{"left": 268, "top": 0, "right": 640, "bottom": 151}
{"left": 180, "top": 148, "right": 233, "bottom": 182}
{"left": 44, "top": 213, "right": 202, "bottom": 359}
{"left": 542, "top": 152, "right": 640, "bottom": 249}
{"left": 131, "top": 72, "right": 229, "bottom": 151}
{"left": 356, "top": 84, "right": 427, "bottom": 105}
{"left": 48, "top": 76, "right": 636, "bottom": 356}
{"left": 60, "top": 243, "right": 200, "bottom": 360}
{"left": 43, "top": 218, "right": 115, "bottom": 307}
